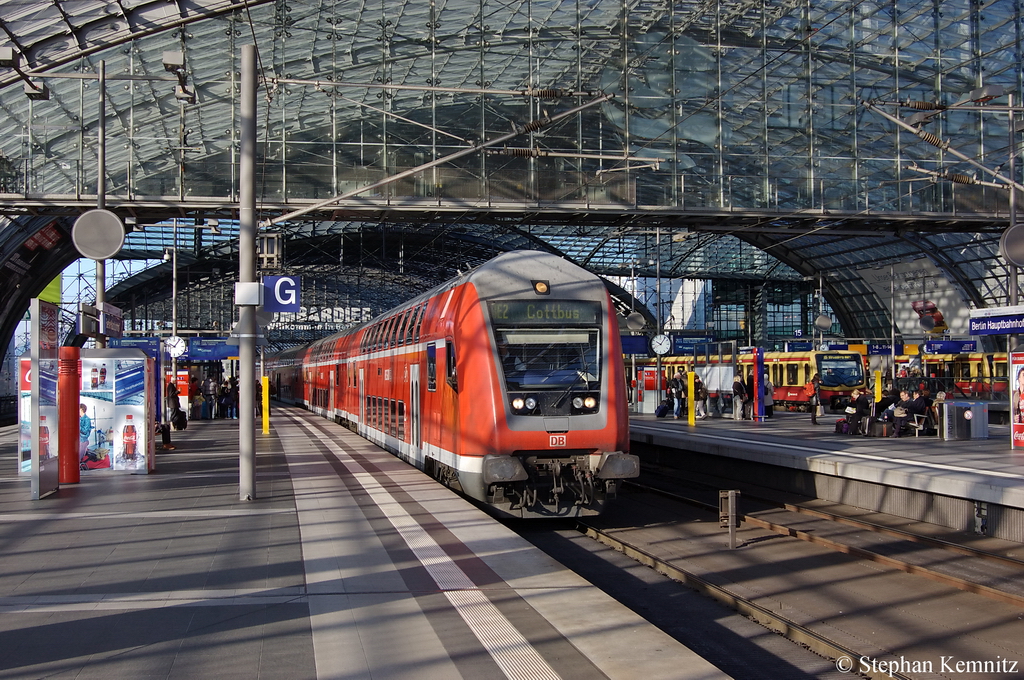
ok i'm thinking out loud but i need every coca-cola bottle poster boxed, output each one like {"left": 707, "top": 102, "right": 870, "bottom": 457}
{"left": 1011, "top": 353, "right": 1024, "bottom": 448}
{"left": 113, "top": 358, "right": 148, "bottom": 472}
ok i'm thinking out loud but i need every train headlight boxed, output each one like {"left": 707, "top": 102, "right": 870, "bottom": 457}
{"left": 524, "top": 397, "right": 537, "bottom": 410}
{"left": 572, "top": 396, "right": 584, "bottom": 409}
{"left": 512, "top": 397, "right": 525, "bottom": 410}
{"left": 584, "top": 396, "right": 597, "bottom": 409}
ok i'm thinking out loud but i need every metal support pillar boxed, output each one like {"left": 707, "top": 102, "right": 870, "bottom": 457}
{"left": 238, "top": 45, "right": 257, "bottom": 501}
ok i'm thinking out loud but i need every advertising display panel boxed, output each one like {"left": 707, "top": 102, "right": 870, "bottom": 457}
{"left": 30, "top": 298, "right": 60, "bottom": 499}
{"left": 81, "top": 349, "right": 154, "bottom": 473}
{"left": 79, "top": 354, "right": 116, "bottom": 471}
{"left": 18, "top": 357, "right": 31, "bottom": 475}
{"left": 1011, "top": 352, "right": 1024, "bottom": 449}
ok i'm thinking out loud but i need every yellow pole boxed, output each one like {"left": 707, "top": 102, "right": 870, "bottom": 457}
{"left": 687, "top": 371, "right": 696, "bottom": 426}
{"left": 874, "top": 370, "right": 882, "bottom": 402}
{"left": 261, "top": 375, "right": 270, "bottom": 434}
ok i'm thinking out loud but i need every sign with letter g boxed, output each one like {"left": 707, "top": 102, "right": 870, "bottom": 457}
{"left": 263, "top": 275, "right": 301, "bottom": 312}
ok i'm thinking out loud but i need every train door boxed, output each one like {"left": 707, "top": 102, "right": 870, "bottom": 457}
{"left": 329, "top": 369, "right": 335, "bottom": 417}
{"left": 440, "top": 337, "right": 459, "bottom": 456}
{"left": 410, "top": 364, "right": 421, "bottom": 455}
{"left": 358, "top": 368, "right": 365, "bottom": 431}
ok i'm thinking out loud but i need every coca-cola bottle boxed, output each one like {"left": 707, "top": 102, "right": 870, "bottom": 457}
{"left": 39, "top": 415, "right": 50, "bottom": 458}
{"left": 122, "top": 415, "right": 137, "bottom": 459}
{"left": 90, "top": 367, "right": 98, "bottom": 390}
{"left": 99, "top": 365, "right": 107, "bottom": 387}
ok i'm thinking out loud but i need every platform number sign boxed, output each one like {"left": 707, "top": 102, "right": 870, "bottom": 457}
{"left": 549, "top": 434, "right": 566, "bottom": 447}
{"left": 262, "top": 276, "right": 301, "bottom": 312}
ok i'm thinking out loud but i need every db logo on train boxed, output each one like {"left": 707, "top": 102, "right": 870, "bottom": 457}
{"left": 549, "top": 434, "right": 567, "bottom": 447}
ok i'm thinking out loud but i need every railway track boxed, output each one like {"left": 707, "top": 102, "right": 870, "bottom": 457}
{"left": 620, "top": 477, "right": 1024, "bottom": 609}
{"left": 572, "top": 476, "right": 1024, "bottom": 680}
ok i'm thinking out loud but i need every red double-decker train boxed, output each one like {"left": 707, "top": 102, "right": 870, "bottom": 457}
{"left": 269, "top": 250, "right": 638, "bottom": 517}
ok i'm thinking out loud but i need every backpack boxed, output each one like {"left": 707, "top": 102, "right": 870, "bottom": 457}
{"left": 803, "top": 382, "right": 816, "bottom": 398}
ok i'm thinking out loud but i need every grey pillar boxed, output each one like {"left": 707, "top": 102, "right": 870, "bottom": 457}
{"left": 239, "top": 45, "right": 257, "bottom": 500}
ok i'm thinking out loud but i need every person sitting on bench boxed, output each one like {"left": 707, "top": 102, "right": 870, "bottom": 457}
{"left": 847, "top": 389, "right": 871, "bottom": 435}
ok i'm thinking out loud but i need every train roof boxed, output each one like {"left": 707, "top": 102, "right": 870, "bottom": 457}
{"left": 300, "top": 250, "right": 603, "bottom": 353}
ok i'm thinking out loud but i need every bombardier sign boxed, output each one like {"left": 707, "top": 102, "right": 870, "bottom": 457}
{"left": 263, "top": 276, "right": 301, "bottom": 312}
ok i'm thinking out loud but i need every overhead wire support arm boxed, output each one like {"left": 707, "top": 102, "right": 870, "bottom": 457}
{"left": 264, "top": 76, "right": 599, "bottom": 99}
{"left": 261, "top": 93, "right": 615, "bottom": 229}
{"left": 906, "top": 164, "right": 1005, "bottom": 189}
{"left": 862, "top": 99, "right": 1024, "bottom": 194}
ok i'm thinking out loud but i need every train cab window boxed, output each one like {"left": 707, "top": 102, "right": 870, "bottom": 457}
{"left": 493, "top": 327, "right": 600, "bottom": 393}
{"left": 427, "top": 343, "right": 437, "bottom": 391}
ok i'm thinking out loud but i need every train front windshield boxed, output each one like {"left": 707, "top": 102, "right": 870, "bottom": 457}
{"left": 816, "top": 353, "right": 864, "bottom": 388}
{"left": 494, "top": 329, "right": 601, "bottom": 390}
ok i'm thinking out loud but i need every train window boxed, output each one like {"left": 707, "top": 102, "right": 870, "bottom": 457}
{"left": 786, "top": 364, "right": 799, "bottom": 386}
{"left": 389, "top": 315, "right": 400, "bottom": 347}
{"left": 397, "top": 401, "right": 405, "bottom": 441}
{"left": 427, "top": 342, "right": 437, "bottom": 391}
{"left": 390, "top": 399, "right": 397, "bottom": 437}
{"left": 405, "top": 309, "right": 415, "bottom": 344}
{"left": 392, "top": 314, "right": 402, "bottom": 347}
{"left": 414, "top": 304, "right": 425, "bottom": 342}
{"left": 383, "top": 397, "right": 390, "bottom": 434}
{"left": 446, "top": 340, "right": 458, "bottom": 390}
{"left": 397, "top": 310, "right": 410, "bottom": 346}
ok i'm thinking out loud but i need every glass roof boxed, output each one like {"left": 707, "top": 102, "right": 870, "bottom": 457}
{"left": 0, "top": 0, "right": 1021, "bottom": 349}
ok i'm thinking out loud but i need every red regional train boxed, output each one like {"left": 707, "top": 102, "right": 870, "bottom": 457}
{"left": 269, "top": 250, "right": 639, "bottom": 518}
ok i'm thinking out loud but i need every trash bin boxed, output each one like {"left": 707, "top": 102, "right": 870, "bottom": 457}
{"left": 938, "top": 401, "right": 988, "bottom": 440}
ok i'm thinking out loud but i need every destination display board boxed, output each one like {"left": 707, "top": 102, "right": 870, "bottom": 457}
{"left": 489, "top": 300, "right": 601, "bottom": 325}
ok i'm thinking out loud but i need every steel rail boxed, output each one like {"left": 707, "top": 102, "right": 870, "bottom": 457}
{"left": 576, "top": 520, "right": 913, "bottom": 680}
{"left": 624, "top": 480, "right": 1024, "bottom": 610}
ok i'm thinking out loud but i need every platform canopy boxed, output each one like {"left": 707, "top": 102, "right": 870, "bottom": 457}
{"left": 0, "top": 0, "right": 1019, "bottom": 351}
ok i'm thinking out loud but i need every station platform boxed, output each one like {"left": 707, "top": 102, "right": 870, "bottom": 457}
{"left": 630, "top": 409, "right": 1024, "bottom": 542}
{"left": 0, "top": 407, "right": 727, "bottom": 680}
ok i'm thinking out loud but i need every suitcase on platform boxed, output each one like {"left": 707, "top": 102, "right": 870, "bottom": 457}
{"left": 867, "top": 418, "right": 890, "bottom": 438}
{"left": 654, "top": 403, "right": 670, "bottom": 418}
{"left": 834, "top": 419, "right": 849, "bottom": 434}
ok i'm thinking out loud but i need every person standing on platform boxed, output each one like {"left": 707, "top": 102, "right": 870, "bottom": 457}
{"left": 745, "top": 373, "right": 756, "bottom": 419}
{"left": 763, "top": 373, "right": 774, "bottom": 419}
{"left": 694, "top": 376, "right": 708, "bottom": 420}
{"left": 807, "top": 373, "right": 821, "bottom": 425}
{"left": 670, "top": 370, "right": 686, "bottom": 419}
{"left": 202, "top": 375, "right": 216, "bottom": 419}
{"left": 732, "top": 374, "right": 748, "bottom": 421}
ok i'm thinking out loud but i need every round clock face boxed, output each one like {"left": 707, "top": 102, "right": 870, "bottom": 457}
{"left": 651, "top": 334, "right": 672, "bottom": 355}
{"left": 167, "top": 335, "right": 187, "bottom": 358}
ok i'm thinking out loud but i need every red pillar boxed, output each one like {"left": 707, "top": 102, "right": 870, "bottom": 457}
{"left": 58, "top": 346, "right": 81, "bottom": 484}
